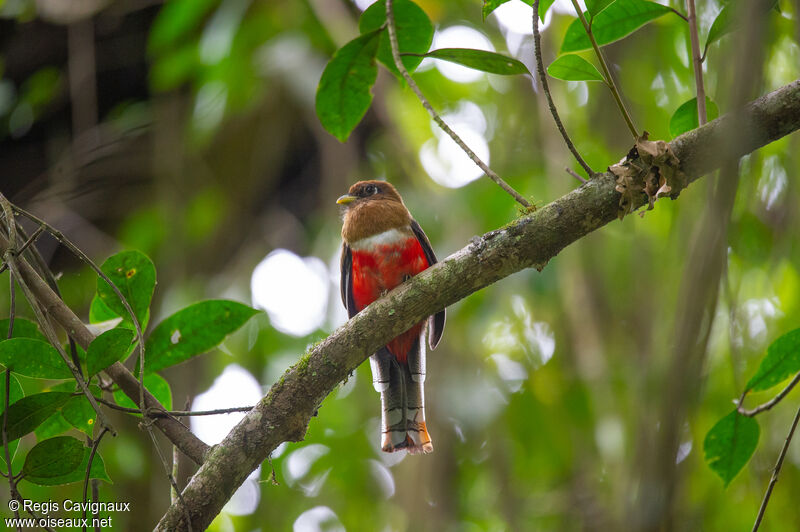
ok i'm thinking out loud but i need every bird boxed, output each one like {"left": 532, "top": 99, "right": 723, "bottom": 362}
{"left": 337, "top": 180, "right": 445, "bottom": 454}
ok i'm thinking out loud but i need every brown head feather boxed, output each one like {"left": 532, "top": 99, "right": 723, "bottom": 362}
{"left": 340, "top": 180, "right": 412, "bottom": 243}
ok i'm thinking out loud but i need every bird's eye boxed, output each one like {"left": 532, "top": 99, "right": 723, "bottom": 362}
{"left": 365, "top": 185, "right": 378, "bottom": 196}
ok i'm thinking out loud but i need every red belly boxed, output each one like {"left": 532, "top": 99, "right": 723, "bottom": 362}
{"left": 351, "top": 237, "right": 429, "bottom": 362}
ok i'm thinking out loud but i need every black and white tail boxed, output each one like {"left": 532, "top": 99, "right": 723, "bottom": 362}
{"left": 369, "top": 334, "right": 433, "bottom": 454}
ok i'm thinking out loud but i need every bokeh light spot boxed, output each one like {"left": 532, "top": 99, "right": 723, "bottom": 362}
{"left": 252, "top": 249, "right": 329, "bottom": 337}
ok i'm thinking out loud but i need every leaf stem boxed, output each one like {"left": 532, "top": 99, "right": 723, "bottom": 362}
{"left": 669, "top": 6, "right": 689, "bottom": 22}
{"left": 569, "top": 0, "right": 638, "bottom": 138}
{"left": 686, "top": 0, "right": 707, "bottom": 125}
{"left": 384, "top": 0, "right": 531, "bottom": 208}
{"left": 751, "top": 402, "right": 800, "bottom": 531}
{"left": 532, "top": 0, "right": 595, "bottom": 177}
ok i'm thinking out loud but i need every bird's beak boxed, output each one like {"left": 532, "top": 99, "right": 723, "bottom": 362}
{"left": 336, "top": 194, "right": 357, "bottom": 205}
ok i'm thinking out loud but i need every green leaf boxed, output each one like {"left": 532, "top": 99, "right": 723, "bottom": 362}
{"left": 316, "top": 30, "right": 381, "bottom": 142}
{"left": 704, "top": 0, "right": 778, "bottom": 56}
{"left": 413, "top": 48, "right": 530, "bottom": 75}
{"left": 560, "top": 0, "right": 671, "bottom": 53}
{"left": 359, "top": 0, "right": 433, "bottom": 77}
{"left": 547, "top": 54, "right": 604, "bottom": 81}
{"left": 668, "top": 97, "right": 720, "bottom": 137}
{"left": 586, "top": 0, "right": 616, "bottom": 18}
{"left": 22, "top": 436, "right": 84, "bottom": 479}
{"left": 0, "top": 318, "right": 47, "bottom": 341}
{"left": 0, "top": 338, "right": 73, "bottom": 379}
{"left": 97, "top": 250, "right": 156, "bottom": 329}
{"left": 482, "top": 0, "right": 555, "bottom": 22}
{"left": 704, "top": 410, "right": 759, "bottom": 486}
{"left": 89, "top": 294, "right": 120, "bottom": 324}
{"left": 145, "top": 300, "right": 258, "bottom": 373}
{"left": 87, "top": 328, "right": 135, "bottom": 377}
{"left": 34, "top": 384, "right": 100, "bottom": 440}
{"left": 114, "top": 373, "right": 173, "bottom": 413}
{"left": 61, "top": 396, "right": 96, "bottom": 436}
{"left": 150, "top": 43, "right": 198, "bottom": 92}
{"left": 482, "top": 0, "right": 508, "bottom": 19}
{"left": 34, "top": 413, "right": 73, "bottom": 440}
{"left": 26, "top": 447, "right": 111, "bottom": 486}
{"left": 745, "top": 328, "right": 800, "bottom": 393}
{"left": 148, "top": 0, "right": 218, "bottom": 55}
{"left": 2, "top": 392, "right": 72, "bottom": 441}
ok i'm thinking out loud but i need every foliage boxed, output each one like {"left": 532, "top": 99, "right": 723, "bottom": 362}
{"left": 0, "top": 249, "right": 256, "bottom": 502}
{"left": 0, "top": 0, "right": 798, "bottom": 529}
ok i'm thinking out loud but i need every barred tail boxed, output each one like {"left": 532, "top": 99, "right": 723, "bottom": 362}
{"left": 369, "top": 336, "right": 433, "bottom": 454}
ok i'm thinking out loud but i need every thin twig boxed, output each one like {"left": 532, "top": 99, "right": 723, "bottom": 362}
{"left": 171, "top": 443, "right": 180, "bottom": 504}
{"left": 565, "top": 167, "right": 588, "bottom": 184}
{"left": 3, "top": 370, "right": 21, "bottom": 530}
{"left": 12, "top": 222, "right": 82, "bottom": 372}
{"left": 384, "top": 0, "right": 531, "bottom": 208}
{"left": 737, "top": 372, "right": 800, "bottom": 417}
{"left": 569, "top": 0, "right": 638, "bottom": 139}
{"left": 0, "top": 195, "right": 18, "bottom": 259}
{"left": 686, "top": 0, "right": 707, "bottom": 125}
{"left": 0, "top": 225, "right": 44, "bottom": 275}
{"left": 96, "top": 396, "right": 253, "bottom": 417}
{"left": 751, "top": 403, "right": 800, "bottom": 531}
{"left": 24, "top": 506, "right": 56, "bottom": 532}
{"left": 92, "top": 479, "right": 101, "bottom": 532}
{"left": 532, "top": 0, "right": 594, "bottom": 177}
{"left": 146, "top": 428, "right": 193, "bottom": 532}
{"left": 82, "top": 427, "right": 110, "bottom": 532}
{"left": 7, "top": 272, "right": 15, "bottom": 340}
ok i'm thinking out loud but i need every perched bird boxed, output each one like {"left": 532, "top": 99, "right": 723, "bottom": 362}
{"left": 338, "top": 180, "right": 445, "bottom": 454}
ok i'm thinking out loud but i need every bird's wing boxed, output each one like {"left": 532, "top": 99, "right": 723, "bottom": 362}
{"left": 410, "top": 219, "right": 446, "bottom": 349}
{"left": 340, "top": 243, "right": 357, "bottom": 318}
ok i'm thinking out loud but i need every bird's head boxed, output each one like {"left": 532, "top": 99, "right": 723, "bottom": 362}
{"left": 337, "top": 180, "right": 411, "bottom": 243}
{"left": 336, "top": 180, "right": 404, "bottom": 208}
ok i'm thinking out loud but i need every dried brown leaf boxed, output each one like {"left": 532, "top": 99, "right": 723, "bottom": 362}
{"left": 611, "top": 133, "right": 686, "bottom": 220}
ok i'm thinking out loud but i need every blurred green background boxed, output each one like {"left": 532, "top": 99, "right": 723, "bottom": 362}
{"left": 1, "top": 0, "right": 799, "bottom": 530}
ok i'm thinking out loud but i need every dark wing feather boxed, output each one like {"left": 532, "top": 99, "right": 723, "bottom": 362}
{"left": 410, "top": 219, "right": 446, "bottom": 349}
{"left": 340, "top": 243, "right": 357, "bottom": 318}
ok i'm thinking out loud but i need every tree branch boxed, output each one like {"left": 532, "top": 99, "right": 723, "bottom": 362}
{"left": 157, "top": 79, "right": 800, "bottom": 530}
